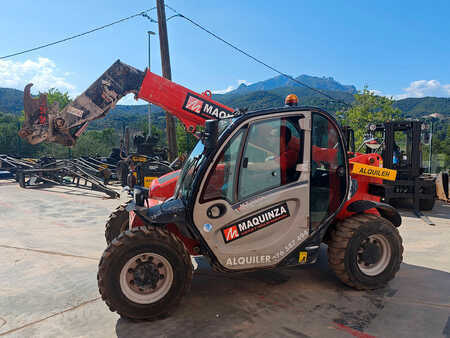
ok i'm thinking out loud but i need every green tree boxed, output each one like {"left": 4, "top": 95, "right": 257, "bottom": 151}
{"left": 176, "top": 122, "right": 197, "bottom": 155}
{"left": 47, "top": 88, "right": 71, "bottom": 110}
{"left": 37, "top": 89, "right": 72, "bottom": 157}
{"left": 71, "top": 129, "right": 118, "bottom": 157}
{"left": 337, "top": 88, "right": 402, "bottom": 145}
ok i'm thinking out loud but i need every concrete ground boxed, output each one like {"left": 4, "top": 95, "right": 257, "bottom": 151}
{"left": 0, "top": 179, "right": 449, "bottom": 338}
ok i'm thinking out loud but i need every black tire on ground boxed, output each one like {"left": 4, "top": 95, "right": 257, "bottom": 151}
{"left": 419, "top": 197, "right": 435, "bottom": 211}
{"left": 98, "top": 226, "right": 193, "bottom": 320}
{"left": 105, "top": 204, "right": 130, "bottom": 244}
{"left": 328, "top": 214, "right": 403, "bottom": 290}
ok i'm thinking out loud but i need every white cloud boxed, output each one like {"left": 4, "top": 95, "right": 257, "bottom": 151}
{"left": 0, "top": 57, "right": 76, "bottom": 94}
{"left": 213, "top": 79, "right": 252, "bottom": 94}
{"left": 213, "top": 85, "right": 235, "bottom": 94}
{"left": 395, "top": 80, "right": 450, "bottom": 99}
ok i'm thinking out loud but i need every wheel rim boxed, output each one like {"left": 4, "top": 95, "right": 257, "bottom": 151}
{"left": 357, "top": 234, "right": 391, "bottom": 276}
{"left": 119, "top": 253, "right": 174, "bottom": 304}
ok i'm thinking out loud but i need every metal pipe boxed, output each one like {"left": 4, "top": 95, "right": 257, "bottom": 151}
{"left": 147, "top": 31, "right": 156, "bottom": 138}
{"left": 428, "top": 120, "right": 433, "bottom": 173}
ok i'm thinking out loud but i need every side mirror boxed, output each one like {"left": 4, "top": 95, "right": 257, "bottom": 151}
{"left": 203, "top": 120, "right": 219, "bottom": 154}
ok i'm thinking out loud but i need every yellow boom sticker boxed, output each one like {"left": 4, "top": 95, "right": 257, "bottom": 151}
{"left": 144, "top": 176, "right": 157, "bottom": 188}
{"left": 131, "top": 156, "right": 147, "bottom": 162}
{"left": 352, "top": 163, "right": 397, "bottom": 181}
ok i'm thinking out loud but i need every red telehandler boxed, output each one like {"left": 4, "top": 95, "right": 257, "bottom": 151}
{"left": 20, "top": 60, "right": 403, "bottom": 320}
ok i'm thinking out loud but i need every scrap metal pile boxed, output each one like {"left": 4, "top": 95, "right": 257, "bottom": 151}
{"left": 0, "top": 154, "right": 120, "bottom": 198}
{"left": 0, "top": 152, "right": 182, "bottom": 199}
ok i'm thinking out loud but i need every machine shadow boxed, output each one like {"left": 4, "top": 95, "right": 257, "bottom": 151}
{"left": 115, "top": 246, "right": 450, "bottom": 338}
{"left": 398, "top": 200, "right": 450, "bottom": 221}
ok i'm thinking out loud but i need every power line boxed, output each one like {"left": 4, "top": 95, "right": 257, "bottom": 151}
{"left": 0, "top": 7, "right": 156, "bottom": 60}
{"left": 165, "top": 4, "right": 351, "bottom": 108}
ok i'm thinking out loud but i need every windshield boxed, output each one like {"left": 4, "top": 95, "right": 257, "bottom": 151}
{"left": 175, "top": 118, "right": 235, "bottom": 201}
{"left": 218, "top": 118, "right": 234, "bottom": 134}
{"left": 175, "top": 141, "right": 205, "bottom": 201}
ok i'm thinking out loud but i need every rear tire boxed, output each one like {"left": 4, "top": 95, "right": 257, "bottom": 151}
{"left": 105, "top": 204, "right": 129, "bottom": 244}
{"left": 98, "top": 226, "right": 193, "bottom": 320}
{"left": 328, "top": 214, "right": 403, "bottom": 290}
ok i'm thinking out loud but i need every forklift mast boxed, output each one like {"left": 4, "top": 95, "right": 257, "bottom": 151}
{"left": 371, "top": 121, "right": 423, "bottom": 179}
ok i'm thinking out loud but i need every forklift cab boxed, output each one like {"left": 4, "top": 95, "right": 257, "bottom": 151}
{"left": 366, "top": 121, "right": 424, "bottom": 179}
{"left": 173, "top": 107, "right": 349, "bottom": 271}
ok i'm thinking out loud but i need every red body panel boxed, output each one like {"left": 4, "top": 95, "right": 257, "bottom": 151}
{"left": 336, "top": 153, "right": 383, "bottom": 221}
{"left": 149, "top": 170, "right": 180, "bottom": 201}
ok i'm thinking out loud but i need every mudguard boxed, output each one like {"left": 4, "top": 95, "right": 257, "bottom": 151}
{"left": 347, "top": 200, "right": 401, "bottom": 227}
{"left": 139, "top": 198, "right": 186, "bottom": 225}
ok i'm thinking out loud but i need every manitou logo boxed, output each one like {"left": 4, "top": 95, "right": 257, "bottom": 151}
{"left": 223, "top": 226, "right": 239, "bottom": 241}
{"left": 182, "top": 93, "right": 234, "bottom": 119}
{"left": 221, "top": 203, "right": 290, "bottom": 244}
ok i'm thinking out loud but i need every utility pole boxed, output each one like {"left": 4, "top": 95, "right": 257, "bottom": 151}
{"left": 147, "top": 31, "right": 156, "bottom": 139}
{"left": 428, "top": 120, "right": 433, "bottom": 173}
{"left": 156, "top": 0, "right": 178, "bottom": 161}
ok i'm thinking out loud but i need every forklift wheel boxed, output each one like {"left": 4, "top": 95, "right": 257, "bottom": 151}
{"left": 328, "top": 214, "right": 403, "bottom": 290}
{"left": 98, "top": 226, "right": 193, "bottom": 320}
{"left": 419, "top": 198, "right": 435, "bottom": 211}
{"left": 105, "top": 204, "right": 129, "bottom": 244}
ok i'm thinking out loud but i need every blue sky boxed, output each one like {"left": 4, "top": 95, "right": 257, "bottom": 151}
{"left": 0, "top": 0, "right": 449, "bottom": 104}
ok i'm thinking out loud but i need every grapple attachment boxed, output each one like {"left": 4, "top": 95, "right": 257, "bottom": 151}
{"left": 19, "top": 84, "right": 59, "bottom": 145}
{"left": 19, "top": 60, "right": 145, "bottom": 146}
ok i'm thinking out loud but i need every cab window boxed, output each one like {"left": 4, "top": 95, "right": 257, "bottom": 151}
{"left": 238, "top": 117, "right": 303, "bottom": 200}
{"left": 200, "top": 117, "right": 304, "bottom": 204}
{"left": 310, "top": 113, "right": 346, "bottom": 228}
{"left": 201, "top": 130, "right": 245, "bottom": 203}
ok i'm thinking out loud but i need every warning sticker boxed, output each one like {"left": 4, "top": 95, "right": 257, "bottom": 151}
{"left": 351, "top": 163, "right": 397, "bottom": 181}
{"left": 298, "top": 251, "right": 308, "bottom": 264}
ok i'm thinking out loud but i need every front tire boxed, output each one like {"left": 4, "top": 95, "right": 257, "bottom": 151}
{"left": 328, "top": 214, "right": 403, "bottom": 290}
{"left": 98, "top": 226, "right": 193, "bottom": 320}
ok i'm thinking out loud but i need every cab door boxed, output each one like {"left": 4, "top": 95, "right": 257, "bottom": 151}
{"left": 192, "top": 111, "right": 312, "bottom": 270}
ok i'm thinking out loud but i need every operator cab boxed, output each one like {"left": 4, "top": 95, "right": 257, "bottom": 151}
{"left": 171, "top": 106, "right": 349, "bottom": 271}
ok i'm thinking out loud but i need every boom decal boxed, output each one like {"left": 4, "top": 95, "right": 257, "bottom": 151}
{"left": 182, "top": 93, "right": 234, "bottom": 119}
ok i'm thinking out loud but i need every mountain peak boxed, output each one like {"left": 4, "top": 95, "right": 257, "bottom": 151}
{"left": 227, "top": 74, "right": 356, "bottom": 95}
